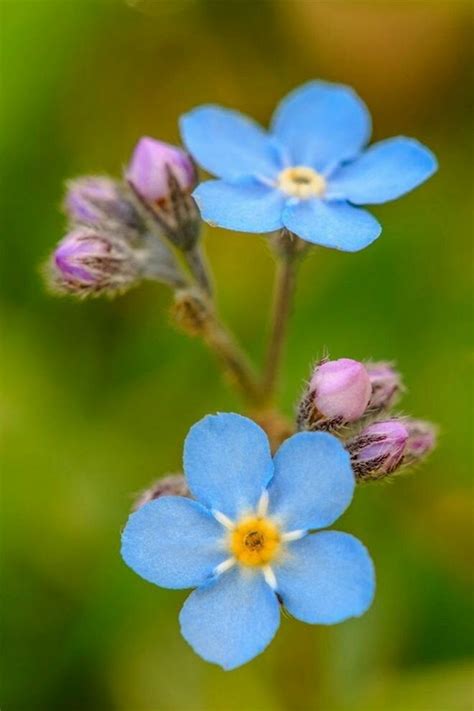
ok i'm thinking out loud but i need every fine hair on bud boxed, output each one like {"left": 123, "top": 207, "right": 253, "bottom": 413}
{"left": 46, "top": 228, "right": 145, "bottom": 299}
{"left": 403, "top": 419, "right": 438, "bottom": 466}
{"left": 133, "top": 474, "right": 190, "bottom": 511}
{"left": 64, "top": 176, "right": 141, "bottom": 233}
{"left": 347, "top": 419, "right": 409, "bottom": 482}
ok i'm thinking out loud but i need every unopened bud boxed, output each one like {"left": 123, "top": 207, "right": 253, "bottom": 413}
{"left": 65, "top": 176, "right": 138, "bottom": 228}
{"left": 348, "top": 419, "right": 409, "bottom": 481}
{"left": 365, "top": 362, "right": 404, "bottom": 412}
{"left": 133, "top": 474, "right": 190, "bottom": 511}
{"left": 298, "top": 358, "right": 371, "bottom": 431}
{"left": 126, "top": 137, "right": 201, "bottom": 255}
{"left": 404, "top": 419, "right": 437, "bottom": 465}
{"left": 47, "top": 228, "right": 143, "bottom": 297}
{"left": 127, "top": 137, "right": 196, "bottom": 203}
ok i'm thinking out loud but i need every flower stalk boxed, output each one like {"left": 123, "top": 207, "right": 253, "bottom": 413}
{"left": 262, "top": 231, "right": 302, "bottom": 403}
{"left": 183, "top": 244, "right": 213, "bottom": 296}
{"left": 204, "top": 319, "right": 262, "bottom": 405}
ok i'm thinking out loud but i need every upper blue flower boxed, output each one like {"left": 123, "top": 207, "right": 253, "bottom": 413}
{"left": 121, "top": 413, "right": 375, "bottom": 669}
{"left": 180, "top": 81, "right": 437, "bottom": 252}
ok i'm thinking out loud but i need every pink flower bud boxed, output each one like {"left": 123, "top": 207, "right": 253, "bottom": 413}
{"left": 127, "top": 136, "right": 196, "bottom": 203}
{"left": 365, "top": 362, "right": 403, "bottom": 411}
{"left": 348, "top": 420, "right": 409, "bottom": 480}
{"left": 49, "top": 228, "right": 140, "bottom": 297}
{"left": 65, "top": 176, "right": 125, "bottom": 224}
{"left": 310, "top": 358, "right": 372, "bottom": 422}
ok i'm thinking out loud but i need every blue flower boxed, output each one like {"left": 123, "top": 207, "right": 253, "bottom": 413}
{"left": 121, "top": 413, "right": 375, "bottom": 669}
{"left": 180, "top": 81, "right": 437, "bottom": 252}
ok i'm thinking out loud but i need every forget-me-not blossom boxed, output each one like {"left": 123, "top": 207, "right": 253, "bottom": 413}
{"left": 180, "top": 81, "right": 437, "bottom": 251}
{"left": 121, "top": 413, "right": 375, "bottom": 669}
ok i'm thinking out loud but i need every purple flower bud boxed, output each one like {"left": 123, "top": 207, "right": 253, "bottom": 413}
{"left": 133, "top": 474, "right": 190, "bottom": 511}
{"left": 49, "top": 228, "right": 141, "bottom": 297}
{"left": 348, "top": 420, "right": 409, "bottom": 481}
{"left": 365, "top": 361, "right": 404, "bottom": 412}
{"left": 65, "top": 176, "right": 125, "bottom": 224}
{"left": 310, "top": 358, "right": 372, "bottom": 422}
{"left": 404, "top": 419, "right": 437, "bottom": 463}
{"left": 127, "top": 136, "right": 196, "bottom": 203}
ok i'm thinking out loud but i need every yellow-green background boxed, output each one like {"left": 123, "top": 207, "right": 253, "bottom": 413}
{"left": 1, "top": 1, "right": 473, "bottom": 710}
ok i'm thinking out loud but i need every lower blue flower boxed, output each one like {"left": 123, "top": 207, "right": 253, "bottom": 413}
{"left": 121, "top": 413, "right": 375, "bottom": 669}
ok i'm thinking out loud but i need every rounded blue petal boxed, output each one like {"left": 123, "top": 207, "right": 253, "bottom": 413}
{"left": 282, "top": 198, "right": 381, "bottom": 251}
{"left": 328, "top": 137, "right": 438, "bottom": 204}
{"left": 193, "top": 179, "right": 285, "bottom": 233}
{"left": 180, "top": 106, "right": 282, "bottom": 180}
{"left": 271, "top": 81, "right": 371, "bottom": 171}
{"left": 183, "top": 413, "right": 274, "bottom": 519}
{"left": 121, "top": 496, "right": 225, "bottom": 589}
{"left": 274, "top": 531, "right": 375, "bottom": 624}
{"left": 180, "top": 567, "right": 280, "bottom": 669}
{"left": 268, "top": 432, "right": 355, "bottom": 531}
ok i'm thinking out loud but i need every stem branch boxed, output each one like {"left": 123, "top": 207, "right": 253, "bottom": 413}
{"left": 172, "top": 288, "right": 262, "bottom": 406}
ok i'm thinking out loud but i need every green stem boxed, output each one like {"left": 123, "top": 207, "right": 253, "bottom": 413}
{"left": 204, "top": 313, "right": 263, "bottom": 406}
{"left": 172, "top": 288, "right": 262, "bottom": 406}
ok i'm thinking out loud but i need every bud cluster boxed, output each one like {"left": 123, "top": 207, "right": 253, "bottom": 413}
{"left": 45, "top": 136, "right": 201, "bottom": 298}
{"left": 298, "top": 357, "right": 436, "bottom": 482}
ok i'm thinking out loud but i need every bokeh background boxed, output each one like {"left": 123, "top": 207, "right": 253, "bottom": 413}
{"left": 1, "top": 1, "right": 473, "bottom": 709}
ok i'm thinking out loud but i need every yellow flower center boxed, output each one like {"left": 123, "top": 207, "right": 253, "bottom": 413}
{"left": 277, "top": 166, "right": 326, "bottom": 199}
{"left": 230, "top": 516, "right": 281, "bottom": 567}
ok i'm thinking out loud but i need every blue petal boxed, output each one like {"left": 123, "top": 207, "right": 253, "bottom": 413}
{"left": 180, "top": 567, "right": 280, "bottom": 669}
{"left": 282, "top": 198, "right": 381, "bottom": 251}
{"left": 180, "top": 106, "right": 282, "bottom": 180}
{"left": 183, "top": 413, "right": 274, "bottom": 519}
{"left": 193, "top": 179, "right": 284, "bottom": 233}
{"left": 268, "top": 432, "right": 354, "bottom": 531}
{"left": 328, "top": 137, "right": 438, "bottom": 204}
{"left": 121, "top": 496, "right": 225, "bottom": 589}
{"left": 271, "top": 81, "right": 371, "bottom": 171}
{"left": 274, "top": 531, "right": 375, "bottom": 624}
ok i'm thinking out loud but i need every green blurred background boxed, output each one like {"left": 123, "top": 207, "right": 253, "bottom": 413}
{"left": 1, "top": 1, "right": 473, "bottom": 709}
